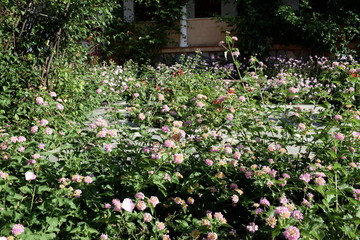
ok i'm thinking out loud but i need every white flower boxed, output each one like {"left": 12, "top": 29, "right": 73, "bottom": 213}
{"left": 25, "top": 171, "right": 36, "bottom": 181}
{"left": 122, "top": 198, "right": 135, "bottom": 212}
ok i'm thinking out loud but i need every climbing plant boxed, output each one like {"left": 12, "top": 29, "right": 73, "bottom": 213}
{"left": 226, "top": 0, "right": 360, "bottom": 57}
{"left": 0, "top": 0, "right": 117, "bottom": 118}
{"left": 104, "top": 0, "right": 189, "bottom": 64}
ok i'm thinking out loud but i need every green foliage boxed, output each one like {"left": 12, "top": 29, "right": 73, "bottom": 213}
{"left": 227, "top": 0, "right": 360, "bottom": 57}
{"left": 0, "top": 0, "right": 117, "bottom": 121}
{"left": 104, "top": 0, "right": 188, "bottom": 64}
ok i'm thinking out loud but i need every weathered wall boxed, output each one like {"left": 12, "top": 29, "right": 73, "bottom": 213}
{"left": 166, "top": 18, "right": 233, "bottom": 48}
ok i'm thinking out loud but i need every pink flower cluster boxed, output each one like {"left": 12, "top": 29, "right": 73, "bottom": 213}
{"left": 97, "top": 128, "right": 117, "bottom": 138}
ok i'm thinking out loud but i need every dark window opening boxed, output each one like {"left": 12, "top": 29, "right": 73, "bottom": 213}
{"left": 195, "top": 0, "right": 221, "bottom": 18}
{"left": 134, "top": 2, "right": 157, "bottom": 21}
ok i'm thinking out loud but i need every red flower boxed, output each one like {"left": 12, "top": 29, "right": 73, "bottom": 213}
{"left": 173, "top": 69, "right": 183, "bottom": 76}
{"left": 213, "top": 100, "right": 220, "bottom": 104}
{"left": 228, "top": 90, "right": 235, "bottom": 94}
{"left": 351, "top": 73, "right": 357, "bottom": 77}
{"left": 154, "top": 84, "right": 161, "bottom": 91}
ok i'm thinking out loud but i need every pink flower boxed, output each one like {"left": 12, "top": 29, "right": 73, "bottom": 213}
{"left": 254, "top": 208, "right": 263, "bottom": 214}
{"left": 333, "top": 132, "right": 345, "bottom": 140}
{"left": 49, "top": 92, "right": 57, "bottom": 97}
{"left": 83, "top": 176, "right": 93, "bottom": 184}
{"left": 298, "top": 123, "right": 306, "bottom": 130}
{"left": 133, "top": 93, "right": 139, "bottom": 98}
{"left": 32, "top": 154, "right": 41, "bottom": 159}
{"left": 164, "top": 173, "right": 171, "bottom": 181}
{"left": 104, "top": 203, "right": 111, "bottom": 209}
{"left": 352, "top": 131, "right": 360, "bottom": 139}
{"left": 196, "top": 101, "right": 205, "bottom": 108}
{"left": 100, "top": 234, "right": 108, "bottom": 239}
{"left": 56, "top": 103, "right": 64, "bottom": 111}
{"left": 45, "top": 127, "right": 53, "bottom": 135}
{"left": 232, "top": 51, "right": 240, "bottom": 57}
{"left": 17, "top": 136, "right": 26, "bottom": 142}
{"left": 25, "top": 172, "right": 36, "bottom": 181}
{"left": 9, "top": 136, "right": 18, "bottom": 143}
{"left": 30, "top": 126, "right": 38, "bottom": 133}
{"left": 40, "top": 119, "right": 49, "bottom": 126}
{"left": 164, "top": 140, "right": 176, "bottom": 148}
{"left": 38, "top": 143, "right": 45, "bottom": 149}
{"left": 353, "top": 189, "right": 360, "bottom": 201}
{"left": 162, "top": 235, "right": 171, "bottom": 240}
{"left": 161, "top": 125, "right": 170, "bottom": 133}
{"left": 156, "top": 222, "right": 166, "bottom": 230}
{"left": 245, "top": 170, "right": 252, "bottom": 179}
{"left": 158, "top": 94, "right": 165, "bottom": 101}
{"left": 233, "top": 151, "right": 241, "bottom": 160}
{"left": 205, "top": 159, "right": 213, "bottom": 166}
{"left": 136, "top": 201, "right": 147, "bottom": 211}
{"left": 95, "top": 118, "right": 108, "bottom": 127}
{"left": 148, "top": 196, "right": 160, "bottom": 207}
{"left": 334, "top": 115, "right": 342, "bottom": 120}
{"left": 275, "top": 206, "right": 291, "bottom": 219}
{"left": 73, "top": 189, "right": 82, "bottom": 197}
{"left": 0, "top": 142, "right": 8, "bottom": 150}
{"left": 231, "top": 195, "right": 239, "bottom": 203}
{"left": 112, "top": 199, "right": 122, "bottom": 211}
{"left": 173, "top": 153, "right": 184, "bottom": 164}
{"left": 238, "top": 96, "right": 246, "bottom": 102}
{"left": 161, "top": 105, "right": 170, "bottom": 113}
{"left": 122, "top": 198, "right": 135, "bottom": 212}
{"left": 143, "top": 213, "right": 153, "bottom": 222}
{"left": 265, "top": 216, "right": 277, "bottom": 228}
{"left": 36, "top": 97, "right": 44, "bottom": 105}
{"left": 288, "top": 87, "right": 299, "bottom": 94}
{"left": 314, "top": 177, "right": 326, "bottom": 186}
{"left": 207, "top": 232, "right": 218, "bottom": 240}
{"left": 135, "top": 192, "right": 145, "bottom": 199}
{"left": 210, "top": 146, "right": 219, "bottom": 152}
{"left": 72, "top": 174, "right": 83, "bottom": 183}
{"left": 292, "top": 210, "right": 303, "bottom": 220}
{"left": 104, "top": 144, "right": 112, "bottom": 152}
{"left": 226, "top": 113, "right": 234, "bottom": 121}
{"left": 173, "top": 121, "right": 183, "bottom": 127}
{"left": 259, "top": 197, "right": 270, "bottom": 207}
{"left": 0, "top": 171, "right": 9, "bottom": 180}
{"left": 283, "top": 226, "right": 300, "bottom": 240}
{"left": 246, "top": 222, "right": 258, "bottom": 233}
{"left": 138, "top": 113, "right": 145, "bottom": 120}
{"left": 97, "top": 129, "right": 107, "bottom": 138}
{"left": 11, "top": 224, "right": 24, "bottom": 236}
{"left": 299, "top": 173, "right": 311, "bottom": 183}
{"left": 17, "top": 146, "right": 25, "bottom": 152}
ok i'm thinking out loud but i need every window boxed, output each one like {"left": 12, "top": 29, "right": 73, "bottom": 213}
{"left": 134, "top": 2, "right": 157, "bottom": 21}
{"left": 194, "top": 0, "right": 221, "bottom": 18}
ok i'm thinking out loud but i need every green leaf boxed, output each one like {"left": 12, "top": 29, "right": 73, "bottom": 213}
{"left": 19, "top": 185, "right": 32, "bottom": 194}
{"left": 46, "top": 217, "right": 60, "bottom": 232}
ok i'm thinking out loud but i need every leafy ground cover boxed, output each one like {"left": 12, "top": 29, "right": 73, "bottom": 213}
{"left": 1, "top": 36, "right": 360, "bottom": 239}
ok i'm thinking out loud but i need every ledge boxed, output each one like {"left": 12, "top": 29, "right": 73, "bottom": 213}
{"left": 160, "top": 46, "right": 224, "bottom": 54}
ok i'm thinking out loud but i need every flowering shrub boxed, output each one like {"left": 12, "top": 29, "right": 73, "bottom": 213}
{"left": 0, "top": 35, "right": 360, "bottom": 239}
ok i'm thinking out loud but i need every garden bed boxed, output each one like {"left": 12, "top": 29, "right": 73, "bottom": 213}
{"left": 0, "top": 50, "right": 359, "bottom": 239}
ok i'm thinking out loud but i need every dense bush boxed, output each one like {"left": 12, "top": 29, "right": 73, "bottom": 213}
{"left": 1, "top": 34, "right": 359, "bottom": 239}
{"left": 0, "top": 0, "right": 117, "bottom": 120}
{"left": 227, "top": 0, "right": 360, "bottom": 57}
